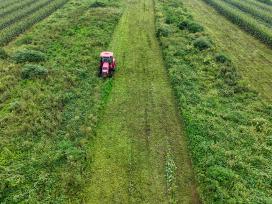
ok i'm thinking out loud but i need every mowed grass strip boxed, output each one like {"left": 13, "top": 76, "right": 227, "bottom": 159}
{"left": 0, "top": 0, "right": 122, "bottom": 203}
{"left": 155, "top": 0, "right": 272, "bottom": 202}
{"left": 86, "top": 0, "right": 199, "bottom": 203}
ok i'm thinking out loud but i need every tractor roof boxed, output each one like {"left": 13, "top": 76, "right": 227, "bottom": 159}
{"left": 100, "top": 51, "right": 113, "bottom": 57}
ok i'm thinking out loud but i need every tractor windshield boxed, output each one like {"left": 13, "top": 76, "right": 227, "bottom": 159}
{"left": 101, "top": 57, "right": 112, "bottom": 63}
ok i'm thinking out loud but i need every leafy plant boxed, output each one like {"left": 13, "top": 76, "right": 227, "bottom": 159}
{"left": 215, "top": 53, "right": 230, "bottom": 63}
{"left": 13, "top": 49, "right": 46, "bottom": 63}
{"left": 15, "top": 35, "right": 33, "bottom": 45}
{"left": 193, "top": 37, "right": 212, "bottom": 50}
{"left": 179, "top": 19, "right": 204, "bottom": 33}
{"left": 90, "top": 1, "right": 106, "bottom": 8}
{"left": 21, "top": 64, "right": 48, "bottom": 79}
{"left": 0, "top": 47, "right": 8, "bottom": 59}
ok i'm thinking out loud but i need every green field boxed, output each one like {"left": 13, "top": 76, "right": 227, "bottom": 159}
{"left": 0, "top": 0, "right": 271, "bottom": 203}
{"left": 201, "top": 0, "right": 272, "bottom": 47}
{"left": 0, "top": 0, "right": 122, "bottom": 202}
{"left": 183, "top": 0, "right": 272, "bottom": 102}
{"left": 0, "top": 0, "right": 69, "bottom": 46}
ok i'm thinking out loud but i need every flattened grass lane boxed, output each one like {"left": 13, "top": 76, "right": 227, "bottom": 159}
{"left": 86, "top": 0, "right": 199, "bottom": 203}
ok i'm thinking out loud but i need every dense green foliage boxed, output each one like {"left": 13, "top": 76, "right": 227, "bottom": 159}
{"left": 179, "top": 19, "right": 204, "bottom": 33}
{"left": 193, "top": 37, "right": 212, "bottom": 50}
{"left": 0, "top": 0, "right": 69, "bottom": 46}
{"left": 13, "top": 49, "right": 46, "bottom": 63}
{"left": 21, "top": 64, "right": 48, "bottom": 79}
{"left": 155, "top": 0, "right": 272, "bottom": 202}
{"left": 203, "top": 0, "right": 272, "bottom": 47}
{"left": 0, "top": 48, "right": 8, "bottom": 59}
{"left": 215, "top": 53, "right": 230, "bottom": 63}
{"left": 0, "top": 0, "right": 122, "bottom": 202}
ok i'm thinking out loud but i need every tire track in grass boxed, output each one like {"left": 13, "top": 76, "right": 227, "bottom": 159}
{"left": 86, "top": 0, "right": 200, "bottom": 203}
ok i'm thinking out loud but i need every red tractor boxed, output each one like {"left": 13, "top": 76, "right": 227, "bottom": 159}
{"left": 99, "top": 51, "right": 116, "bottom": 78}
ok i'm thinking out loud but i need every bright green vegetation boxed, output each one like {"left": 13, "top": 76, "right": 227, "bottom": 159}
{"left": 85, "top": 0, "right": 199, "bottom": 203}
{"left": 156, "top": 0, "right": 272, "bottom": 202}
{"left": 0, "top": 0, "right": 122, "bottom": 202}
{"left": 182, "top": 0, "right": 272, "bottom": 101}
{"left": 222, "top": 0, "right": 272, "bottom": 26}
{"left": 202, "top": 0, "right": 272, "bottom": 47}
{"left": 0, "top": 0, "right": 68, "bottom": 46}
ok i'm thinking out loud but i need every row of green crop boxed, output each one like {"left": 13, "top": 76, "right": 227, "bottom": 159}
{"left": 0, "top": 0, "right": 21, "bottom": 10}
{"left": 203, "top": 0, "right": 272, "bottom": 47}
{"left": 223, "top": 0, "right": 272, "bottom": 26}
{"left": 0, "top": 0, "right": 68, "bottom": 46}
{"left": 0, "top": 0, "right": 53, "bottom": 31}
{"left": 0, "top": 0, "right": 38, "bottom": 18}
{"left": 256, "top": 0, "right": 272, "bottom": 5}
{"left": 155, "top": 0, "right": 272, "bottom": 203}
{"left": 243, "top": 0, "right": 272, "bottom": 12}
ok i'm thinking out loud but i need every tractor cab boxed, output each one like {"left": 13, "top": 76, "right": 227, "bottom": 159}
{"left": 100, "top": 52, "right": 113, "bottom": 62}
{"left": 99, "top": 51, "right": 116, "bottom": 77}
{"left": 101, "top": 56, "right": 113, "bottom": 63}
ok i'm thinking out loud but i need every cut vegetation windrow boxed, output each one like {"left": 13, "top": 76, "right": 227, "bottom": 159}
{"left": 0, "top": 0, "right": 68, "bottom": 46}
{"left": 202, "top": 0, "right": 272, "bottom": 46}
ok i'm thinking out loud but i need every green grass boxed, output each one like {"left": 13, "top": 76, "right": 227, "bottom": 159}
{"left": 243, "top": 0, "right": 272, "bottom": 12}
{"left": 85, "top": 0, "right": 199, "bottom": 203}
{"left": 256, "top": 0, "right": 272, "bottom": 5}
{"left": 202, "top": 0, "right": 272, "bottom": 47}
{"left": 155, "top": 0, "right": 272, "bottom": 202}
{"left": 222, "top": 0, "right": 272, "bottom": 26}
{"left": 0, "top": 0, "right": 122, "bottom": 202}
{"left": 0, "top": 0, "right": 69, "bottom": 46}
{"left": 182, "top": 0, "right": 272, "bottom": 102}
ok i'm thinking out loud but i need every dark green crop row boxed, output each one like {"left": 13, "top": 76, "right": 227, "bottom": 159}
{"left": 0, "top": 0, "right": 38, "bottom": 18}
{"left": 203, "top": 0, "right": 272, "bottom": 47}
{"left": 256, "top": 0, "right": 272, "bottom": 5}
{"left": 222, "top": 0, "right": 272, "bottom": 26}
{"left": 0, "top": 0, "right": 22, "bottom": 10}
{"left": 243, "top": 0, "right": 272, "bottom": 13}
{"left": 155, "top": 0, "right": 272, "bottom": 203}
{"left": 0, "top": 0, "right": 53, "bottom": 31}
{"left": 0, "top": 0, "right": 68, "bottom": 46}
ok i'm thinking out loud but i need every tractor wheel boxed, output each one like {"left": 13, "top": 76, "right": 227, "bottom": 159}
{"left": 98, "top": 69, "right": 102, "bottom": 77}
